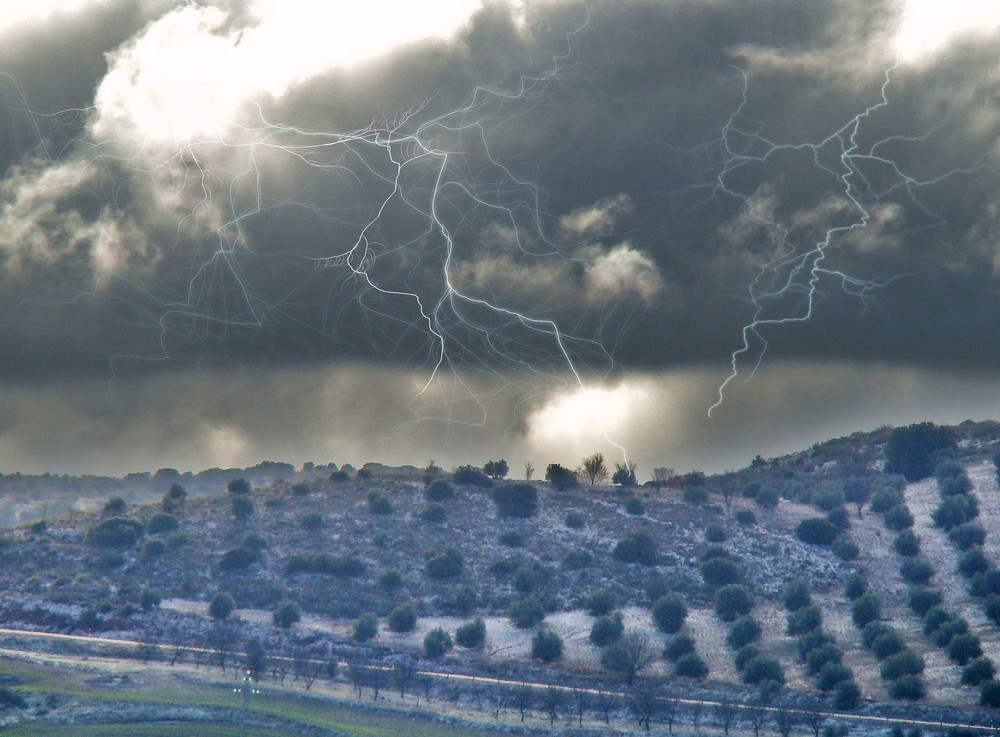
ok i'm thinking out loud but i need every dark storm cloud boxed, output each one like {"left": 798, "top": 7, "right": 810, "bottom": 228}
{"left": 1, "top": 0, "right": 999, "bottom": 473}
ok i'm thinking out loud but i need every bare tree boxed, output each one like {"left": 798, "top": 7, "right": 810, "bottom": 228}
{"left": 663, "top": 695, "right": 680, "bottom": 733}
{"left": 524, "top": 461, "right": 535, "bottom": 481}
{"left": 583, "top": 453, "right": 609, "bottom": 485}
{"left": 543, "top": 686, "right": 563, "bottom": 726}
{"left": 595, "top": 690, "right": 617, "bottom": 725}
{"left": 393, "top": 655, "right": 418, "bottom": 698}
{"left": 802, "top": 705, "right": 826, "bottom": 737}
{"left": 601, "top": 631, "right": 657, "bottom": 685}
{"left": 571, "top": 688, "right": 588, "bottom": 727}
{"left": 747, "top": 703, "right": 768, "bottom": 737}
{"left": 348, "top": 660, "right": 366, "bottom": 697}
{"left": 692, "top": 700, "right": 704, "bottom": 731}
{"left": 715, "top": 699, "right": 738, "bottom": 736}
{"left": 774, "top": 706, "right": 798, "bottom": 737}
{"left": 170, "top": 645, "right": 185, "bottom": 666}
{"left": 653, "top": 467, "right": 675, "bottom": 492}
{"left": 367, "top": 663, "right": 389, "bottom": 700}
{"left": 490, "top": 686, "right": 510, "bottom": 719}
{"left": 211, "top": 621, "right": 237, "bottom": 674}
{"left": 514, "top": 683, "right": 533, "bottom": 722}
{"left": 628, "top": 682, "right": 661, "bottom": 732}
{"left": 292, "top": 646, "right": 323, "bottom": 690}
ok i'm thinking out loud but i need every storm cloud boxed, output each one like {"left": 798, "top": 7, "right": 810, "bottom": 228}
{"left": 1, "top": 0, "right": 999, "bottom": 474}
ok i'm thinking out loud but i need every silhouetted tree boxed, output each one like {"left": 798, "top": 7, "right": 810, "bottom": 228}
{"left": 583, "top": 453, "right": 609, "bottom": 485}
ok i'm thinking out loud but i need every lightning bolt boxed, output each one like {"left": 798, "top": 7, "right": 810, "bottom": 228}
{"left": 703, "top": 64, "right": 990, "bottom": 417}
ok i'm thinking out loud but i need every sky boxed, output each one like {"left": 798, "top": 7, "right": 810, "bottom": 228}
{"left": 1, "top": 0, "right": 1000, "bottom": 477}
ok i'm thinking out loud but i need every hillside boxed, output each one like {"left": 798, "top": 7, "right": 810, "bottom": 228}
{"left": 4, "top": 420, "right": 1000, "bottom": 727}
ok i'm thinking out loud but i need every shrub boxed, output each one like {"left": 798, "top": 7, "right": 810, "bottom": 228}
{"left": 727, "top": 616, "right": 761, "bottom": 649}
{"left": 562, "top": 549, "right": 593, "bottom": 569}
{"left": 455, "top": 618, "right": 486, "bottom": 648}
{"left": 625, "top": 498, "right": 645, "bottom": 515}
{"left": 426, "top": 480, "right": 455, "bottom": 500}
{"left": 651, "top": 594, "right": 687, "bottom": 634}
{"left": 833, "top": 538, "right": 860, "bottom": 561}
{"left": 817, "top": 662, "right": 853, "bottom": 691}
{"left": 565, "top": 512, "right": 585, "bottom": 529}
{"left": 378, "top": 570, "right": 403, "bottom": 591}
{"left": 104, "top": 497, "right": 127, "bottom": 515}
{"left": 799, "top": 629, "right": 836, "bottom": 658}
{"left": 367, "top": 493, "right": 393, "bottom": 515}
{"left": 852, "top": 593, "right": 881, "bottom": 628}
{"left": 587, "top": 589, "right": 615, "bottom": 617}
{"left": 787, "top": 605, "right": 822, "bottom": 635}
{"left": 959, "top": 548, "right": 990, "bottom": 578}
{"left": 387, "top": 604, "right": 417, "bottom": 633}
{"left": 142, "top": 539, "right": 166, "bottom": 558}
{"left": 783, "top": 580, "right": 812, "bottom": 611}
{"left": 948, "top": 633, "right": 983, "bottom": 665}
{"left": 888, "top": 674, "right": 926, "bottom": 701}
{"left": 715, "top": 584, "right": 754, "bottom": 622}
{"left": 424, "top": 627, "right": 453, "bottom": 657}
{"left": 754, "top": 486, "right": 780, "bottom": 509}
{"left": 736, "top": 509, "right": 756, "bottom": 525}
{"left": 861, "top": 622, "right": 893, "bottom": 649}
{"left": 242, "top": 533, "right": 268, "bottom": 552}
{"left": 972, "top": 569, "right": 1000, "bottom": 598}
{"left": 933, "top": 494, "right": 979, "bottom": 530}
{"left": 796, "top": 518, "right": 839, "bottom": 546}
{"left": 301, "top": 512, "right": 323, "bottom": 531}
{"left": 705, "top": 524, "right": 728, "bottom": 543}
{"left": 683, "top": 486, "right": 709, "bottom": 505}
{"left": 663, "top": 633, "right": 696, "bottom": 661}
{"left": 140, "top": 588, "right": 162, "bottom": 611}
{"left": 885, "top": 422, "right": 956, "bottom": 481}
{"left": 900, "top": 558, "right": 935, "bottom": 585}
{"left": 612, "top": 531, "right": 657, "bottom": 566}
{"left": 509, "top": 597, "right": 545, "bottom": 629}
{"left": 881, "top": 650, "right": 925, "bottom": 680}
{"left": 815, "top": 489, "right": 846, "bottom": 512}
{"left": 833, "top": 679, "right": 862, "bottom": 710}
{"left": 870, "top": 487, "right": 904, "bottom": 514}
{"left": 675, "top": 652, "right": 709, "bottom": 679}
{"left": 531, "top": 630, "right": 563, "bottom": 662}
{"left": 227, "top": 478, "right": 251, "bottom": 495}
{"left": 492, "top": 484, "right": 538, "bottom": 518}
{"left": 962, "top": 657, "right": 995, "bottom": 686}
{"left": 420, "top": 504, "right": 447, "bottom": 524}
{"left": 734, "top": 644, "right": 761, "bottom": 672}
{"left": 218, "top": 547, "right": 260, "bottom": 571}
{"left": 908, "top": 586, "right": 942, "bottom": 617}
{"left": 884, "top": 505, "right": 914, "bottom": 531}
{"left": 742, "top": 656, "right": 784, "bottom": 686}
{"left": 513, "top": 566, "right": 541, "bottom": 593}
{"left": 544, "top": 463, "right": 577, "bottom": 490}
{"left": 950, "top": 522, "right": 986, "bottom": 550}
{"left": 209, "top": 592, "right": 235, "bottom": 621}
{"left": 353, "top": 614, "right": 378, "bottom": 642}
{"left": 940, "top": 473, "right": 972, "bottom": 496}
{"left": 231, "top": 496, "right": 254, "bottom": 519}
{"left": 982, "top": 679, "right": 1000, "bottom": 707}
{"left": 498, "top": 530, "right": 523, "bottom": 548}
{"left": 147, "top": 513, "right": 179, "bottom": 535}
{"left": 273, "top": 601, "right": 301, "bottom": 629}
{"left": 285, "top": 553, "right": 365, "bottom": 577}
{"left": 806, "top": 643, "right": 843, "bottom": 675}
{"left": 88, "top": 517, "right": 144, "bottom": 548}
{"left": 826, "top": 506, "right": 851, "bottom": 530}
{"left": 454, "top": 585, "right": 478, "bottom": 616}
{"left": 589, "top": 613, "right": 624, "bottom": 646}
{"left": 872, "top": 632, "right": 907, "bottom": 660}
{"left": 699, "top": 545, "right": 732, "bottom": 562}
{"left": 922, "top": 606, "right": 954, "bottom": 636}
{"left": 894, "top": 530, "right": 920, "bottom": 557}
{"left": 425, "top": 546, "right": 464, "bottom": 579}
{"left": 700, "top": 557, "right": 742, "bottom": 587}
{"left": 453, "top": 465, "right": 493, "bottom": 487}
{"left": 985, "top": 595, "right": 1000, "bottom": 625}
{"left": 845, "top": 573, "right": 868, "bottom": 600}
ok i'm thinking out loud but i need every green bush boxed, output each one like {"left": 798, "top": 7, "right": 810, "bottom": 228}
{"left": 104, "top": 497, "right": 127, "bottom": 515}
{"left": 454, "top": 585, "right": 478, "bottom": 616}
{"left": 387, "top": 604, "right": 417, "bottom": 633}
{"left": 787, "top": 605, "right": 823, "bottom": 635}
{"left": 426, "top": 480, "right": 455, "bottom": 500}
{"left": 860, "top": 622, "right": 893, "bottom": 649}
{"left": 424, "top": 627, "right": 453, "bottom": 657}
{"left": 683, "top": 486, "right": 709, "bottom": 505}
{"left": 700, "top": 557, "right": 742, "bottom": 587}
{"left": 833, "top": 679, "right": 862, "bottom": 710}
{"left": 625, "top": 498, "right": 645, "bottom": 515}
{"left": 885, "top": 422, "right": 956, "bottom": 481}
{"left": 947, "top": 633, "right": 983, "bottom": 665}
{"left": 826, "top": 506, "right": 851, "bottom": 530}
{"left": 933, "top": 493, "right": 979, "bottom": 530}
{"left": 783, "top": 580, "right": 812, "bottom": 611}
{"left": 734, "top": 644, "right": 761, "bottom": 672}
{"left": 699, "top": 545, "right": 731, "bottom": 562}
{"left": 817, "top": 662, "right": 853, "bottom": 692}
{"left": 795, "top": 517, "right": 839, "bottom": 546}
{"left": 805, "top": 642, "right": 843, "bottom": 675}
{"left": 492, "top": 484, "right": 538, "bottom": 518}
{"left": 715, "top": 584, "right": 754, "bottom": 622}
{"left": 981, "top": 679, "right": 1000, "bottom": 707}
{"left": 285, "top": 553, "right": 365, "bottom": 577}
{"left": 972, "top": 569, "right": 1000, "bottom": 598}
{"left": 513, "top": 566, "right": 542, "bottom": 593}
{"left": 353, "top": 614, "right": 378, "bottom": 642}
{"left": 742, "top": 656, "right": 784, "bottom": 686}
{"left": 852, "top": 593, "right": 881, "bottom": 628}
{"left": 242, "top": 533, "right": 268, "bottom": 551}
{"left": 887, "top": 674, "right": 926, "bottom": 701}
{"left": 736, "top": 509, "right": 756, "bottom": 525}
{"left": 301, "top": 512, "right": 323, "bottom": 530}
{"left": 139, "top": 588, "right": 162, "bottom": 611}
{"left": 218, "top": 547, "right": 261, "bottom": 571}
{"left": 425, "top": 546, "right": 464, "bottom": 579}
{"left": 814, "top": 489, "right": 846, "bottom": 512}
{"left": 985, "top": 594, "right": 1000, "bottom": 626}
{"left": 420, "top": 504, "right": 447, "bottom": 523}
{"left": 587, "top": 589, "right": 615, "bottom": 617}
{"left": 932, "top": 618, "right": 969, "bottom": 649}
{"left": 899, "top": 558, "right": 935, "bottom": 585}
{"left": 651, "top": 594, "right": 687, "bottom": 633}
{"left": 832, "top": 538, "right": 860, "bottom": 561}
{"left": 754, "top": 486, "right": 780, "bottom": 509}
{"left": 509, "top": 597, "right": 545, "bottom": 629}
{"left": 612, "top": 531, "right": 657, "bottom": 566}
{"left": 961, "top": 657, "right": 995, "bottom": 686}
{"left": 705, "top": 524, "right": 728, "bottom": 543}
{"left": 940, "top": 473, "right": 972, "bottom": 496}
{"left": 674, "top": 652, "right": 709, "bottom": 679}
{"left": 923, "top": 607, "right": 955, "bottom": 636}
{"left": 209, "top": 592, "right": 235, "bottom": 621}
{"left": 883, "top": 504, "right": 914, "bottom": 531}
{"left": 455, "top": 618, "right": 486, "bottom": 648}
{"left": 727, "top": 616, "right": 761, "bottom": 649}
{"left": 272, "top": 601, "right": 301, "bottom": 629}
{"left": 453, "top": 465, "right": 493, "bottom": 487}
{"left": 907, "top": 586, "right": 942, "bottom": 617}
{"left": 545, "top": 464, "right": 577, "bottom": 490}
{"left": 142, "top": 539, "right": 166, "bottom": 558}
{"left": 88, "top": 517, "right": 144, "bottom": 548}
{"left": 799, "top": 629, "right": 835, "bottom": 658}
{"left": 870, "top": 487, "right": 904, "bottom": 514}
{"left": 872, "top": 632, "right": 907, "bottom": 660}
{"left": 950, "top": 522, "right": 986, "bottom": 550}
{"left": 959, "top": 548, "right": 990, "bottom": 578}
{"left": 531, "top": 629, "right": 563, "bottom": 662}
{"left": 147, "top": 513, "right": 179, "bottom": 535}
{"left": 231, "top": 496, "right": 254, "bottom": 519}
{"left": 367, "top": 493, "right": 393, "bottom": 515}
{"left": 589, "top": 612, "right": 624, "bottom": 646}
{"left": 894, "top": 530, "right": 920, "bottom": 557}
{"left": 663, "top": 633, "right": 696, "bottom": 662}
{"left": 881, "top": 650, "right": 925, "bottom": 680}
{"left": 565, "top": 512, "right": 585, "bottom": 529}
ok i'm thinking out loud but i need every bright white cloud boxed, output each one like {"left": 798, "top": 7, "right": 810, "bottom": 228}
{"left": 584, "top": 242, "right": 663, "bottom": 304}
{"left": 895, "top": 0, "right": 1000, "bottom": 62}
{"left": 0, "top": 0, "right": 109, "bottom": 37}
